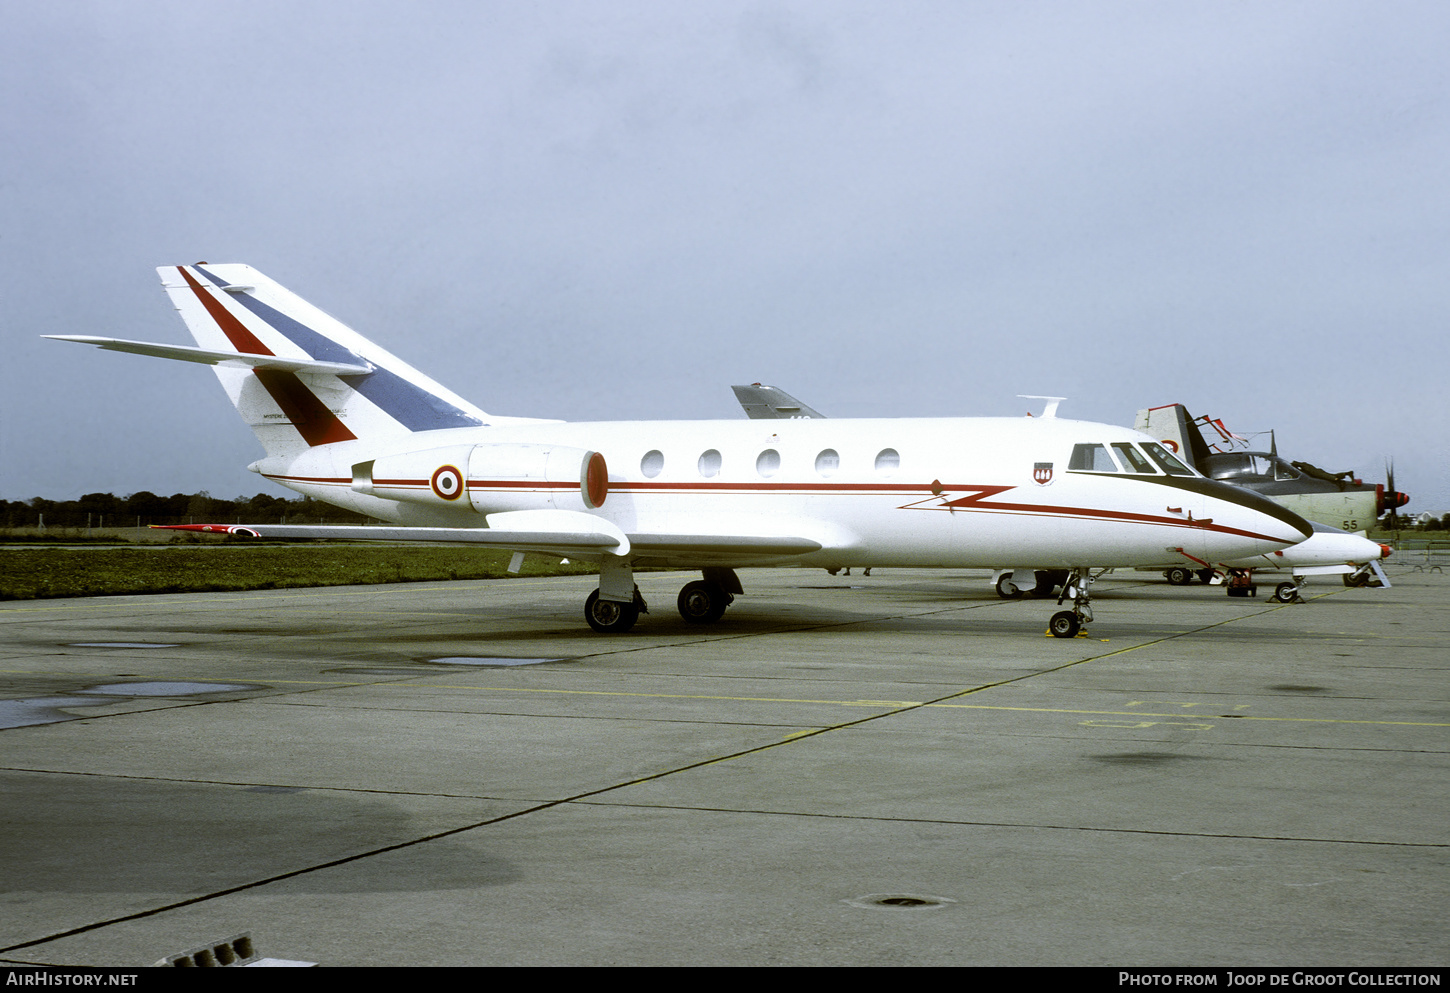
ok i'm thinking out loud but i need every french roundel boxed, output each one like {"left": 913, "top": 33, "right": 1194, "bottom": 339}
{"left": 431, "top": 464, "right": 464, "bottom": 501}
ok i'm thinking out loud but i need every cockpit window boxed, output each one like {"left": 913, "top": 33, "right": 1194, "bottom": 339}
{"left": 1141, "top": 441, "right": 1194, "bottom": 476}
{"left": 1111, "top": 442, "right": 1156, "bottom": 473}
{"left": 1272, "top": 458, "right": 1300, "bottom": 481}
{"left": 1207, "top": 453, "right": 1290, "bottom": 482}
{"left": 1068, "top": 443, "right": 1118, "bottom": 472}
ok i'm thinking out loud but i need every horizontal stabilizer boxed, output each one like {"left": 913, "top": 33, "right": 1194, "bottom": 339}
{"left": 45, "top": 335, "right": 374, "bottom": 376}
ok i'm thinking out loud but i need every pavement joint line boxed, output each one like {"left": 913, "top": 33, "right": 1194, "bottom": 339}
{"left": 247, "top": 689, "right": 1450, "bottom": 728}
{"left": 565, "top": 800, "right": 1450, "bottom": 848}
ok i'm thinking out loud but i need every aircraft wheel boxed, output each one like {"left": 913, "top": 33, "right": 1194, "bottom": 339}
{"left": 995, "top": 574, "right": 1022, "bottom": 599}
{"left": 1343, "top": 573, "right": 1370, "bottom": 588}
{"left": 677, "top": 581, "right": 730, "bottom": 623}
{"left": 1165, "top": 567, "right": 1193, "bottom": 586}
{"left": 1196, "top": 569, "right": 1214, "bottom": 584}
{"left": 585, "top": 589, "right": 639, "bottom": 633}
{"left": 1048, "top": 611, "right": 1080, "bottom": 639}
{"left": 1272, "top": 582, "right": 1298, "bottom": 603}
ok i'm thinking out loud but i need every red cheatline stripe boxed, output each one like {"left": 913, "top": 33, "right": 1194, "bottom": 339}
{"left": 176, "top": 266, "right": 272, "bottom": 354}
{"left": 263, "top": 473, "right": 1292, "bottom": 543}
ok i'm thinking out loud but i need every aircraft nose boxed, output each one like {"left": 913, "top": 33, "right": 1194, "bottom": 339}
{"left": 1379, "top": 543, "right": 1393, "bottom": 560}
{"left": 1199, "top": 478, "right": 1313, "bottom": 552}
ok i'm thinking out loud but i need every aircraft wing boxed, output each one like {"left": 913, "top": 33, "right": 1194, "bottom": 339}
{"left": 156, "top": 522, "right": 629, "bottom": 559}
{"left": 157, "top": 508, "right": 824, "bottom": 565}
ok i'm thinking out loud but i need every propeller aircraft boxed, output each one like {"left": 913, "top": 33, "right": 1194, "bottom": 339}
{"left": 1135, "top": 404, "right": 1409, "bottom": 533}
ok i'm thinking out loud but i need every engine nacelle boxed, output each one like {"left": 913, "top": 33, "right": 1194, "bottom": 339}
{"left": 353, "top": 443, "right": 608, "bottom": 512}
{"left": 468, "top": 443, "right": 608, "bottom": 513}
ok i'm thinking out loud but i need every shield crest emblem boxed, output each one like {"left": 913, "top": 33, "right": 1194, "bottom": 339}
{"left": 1033, "top": 462, "right": 1054, "bottom": 486}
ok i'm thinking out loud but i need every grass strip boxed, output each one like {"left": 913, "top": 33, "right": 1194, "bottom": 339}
{"left": 0, "top": 545, "right": 600, "bottom": 600}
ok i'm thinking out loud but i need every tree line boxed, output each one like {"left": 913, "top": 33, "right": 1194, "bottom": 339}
{"left": 2, "top": 492, "right": 371, "bottom": 529}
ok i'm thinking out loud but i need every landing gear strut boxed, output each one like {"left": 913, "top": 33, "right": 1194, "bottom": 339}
{"left": 1048, "top": 567, "right": 1095, "bottom": 639}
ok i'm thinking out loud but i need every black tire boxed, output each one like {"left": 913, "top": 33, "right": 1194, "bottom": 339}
{"left": 995, "top": 574, "right": 1022, "bottom": 599}
{"left": 1196, "top": 569, "right": 1214, "bottom": 584}
{"left": 1048, "top": 611, "right": 1080, "bottom": 639}
{"left": 677, "top": 580, "right": 730, "bottom": 623}
{"left": 585, "top": 588, "right": 639, "bottom": 633}
{"left": 1165, "top": 567, "right": 1193, "bottom": 586}
{"left": 1273, "top": 582, "right": 1298, "bottom": 603}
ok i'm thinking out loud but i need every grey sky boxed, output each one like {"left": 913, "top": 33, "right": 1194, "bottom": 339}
{"left": 4, "top": 1, "right": 1447, "bottom": 512}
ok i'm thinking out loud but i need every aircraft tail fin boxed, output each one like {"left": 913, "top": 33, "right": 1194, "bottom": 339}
{"left": 146, "top": 263, "right": 493, "bottom": 459}
{"left": 1134, "top": 404, "right": 1214, "bottom": 471}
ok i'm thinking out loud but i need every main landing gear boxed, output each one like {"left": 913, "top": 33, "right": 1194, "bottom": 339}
{"left": 583, "top": 564, "right": 743, "bottom": 632}
{"left": 584, "top": 587, "right": 647, "bottom": 633}
{"left": 994, "top": 569, "right": 1070, "bottom": 599}
{"left": 1048, "top": 567, "right": 1096, "bottom": 639}
{"left": 677, "top": 567, "right": 741, "bottom": 624}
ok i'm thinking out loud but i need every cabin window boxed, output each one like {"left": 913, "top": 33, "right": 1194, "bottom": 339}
{"left": 1068, "top": 443, "right": 1117, "bottom": 472}
{"left": 815, "top": 449, "right": 840, "bottom": 477}
{"left": 640, "top": 450, "right": 664, "bottom": 478}
{"left": 1111, "top": 443, "right": 1156, "bottom": 473}
{"left": 874, "top": 448, "right": 900, "bottom": 475}
{"left": 1141, "top": 441, "right": 1194, "bottom": 476}
{"left": 698, "top": 449, "right": 722, "bottom": 478}
{"left": 756, "top": 449, "right": 781, "bottom": 478}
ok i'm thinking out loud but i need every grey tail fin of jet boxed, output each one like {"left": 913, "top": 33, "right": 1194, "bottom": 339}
{"left": 731, "top": 384, "right": 826, "bottom": 420}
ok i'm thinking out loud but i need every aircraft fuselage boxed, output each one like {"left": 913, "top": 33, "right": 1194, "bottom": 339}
{"left": 252, "top": 415, "right": 1309, "bottom": 571}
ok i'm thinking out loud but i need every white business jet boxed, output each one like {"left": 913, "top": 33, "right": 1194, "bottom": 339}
{"left": 48, "top": 264, "right": 1312, "bottom": 637}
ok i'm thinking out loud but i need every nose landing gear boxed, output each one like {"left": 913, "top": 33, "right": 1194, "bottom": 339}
{"left": 1048, "top": 567, "right": 1095, "bottom": 638}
